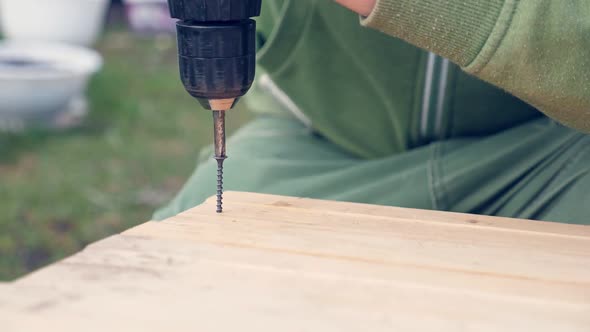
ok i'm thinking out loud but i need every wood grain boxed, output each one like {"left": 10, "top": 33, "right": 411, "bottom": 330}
{"left": 1, "top": 192, "right": 589, "bottom": 331}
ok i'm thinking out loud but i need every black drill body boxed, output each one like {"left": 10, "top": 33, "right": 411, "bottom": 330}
{"left": 167, "top": 0, "right": 262, "bottom": 212}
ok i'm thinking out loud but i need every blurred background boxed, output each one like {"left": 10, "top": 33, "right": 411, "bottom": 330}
{"left": 0, "top": 0, "right": 252, "bottom": 280}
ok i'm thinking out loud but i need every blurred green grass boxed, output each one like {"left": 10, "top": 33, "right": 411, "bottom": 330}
{"left": 0, "top": 31, "right": 252, "bottom": 280}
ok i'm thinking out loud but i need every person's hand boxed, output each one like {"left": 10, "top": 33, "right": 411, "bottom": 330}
{"left": 334, "top": 0, "right": 376, "bottom": 16}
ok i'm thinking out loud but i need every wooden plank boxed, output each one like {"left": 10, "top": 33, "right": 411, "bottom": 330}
{"left": 1, "top": 192, "right": 589, "bottom": 331}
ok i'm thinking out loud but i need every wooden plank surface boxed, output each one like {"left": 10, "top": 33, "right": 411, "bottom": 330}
{"left": 1, "top": 192, "right": 589, "bottom": 331}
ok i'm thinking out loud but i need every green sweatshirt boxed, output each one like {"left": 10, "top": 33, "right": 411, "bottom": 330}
{"left": 362, "top": 0, "right": 590, "bottom": 134}
{"left": 246, "top": 1, "right": 589, "bottom": 159}
{"left": 154, "top": 0, "right": 590, "bottom": 223}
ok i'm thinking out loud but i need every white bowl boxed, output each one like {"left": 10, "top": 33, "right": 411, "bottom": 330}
{"left": 0, "top": 0, "right": 109, "bottom": 46}
{"left": 0, "top": 42, "right": 102, "bottom": 129}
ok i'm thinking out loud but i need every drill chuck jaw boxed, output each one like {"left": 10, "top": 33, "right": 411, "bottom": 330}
{"left": 168, "top": 0, "right": 261, "bottom": 110}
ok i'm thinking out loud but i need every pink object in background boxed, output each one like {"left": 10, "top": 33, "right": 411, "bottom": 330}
{"left": 124, "top": 0, "right": 176, "bottom": 34}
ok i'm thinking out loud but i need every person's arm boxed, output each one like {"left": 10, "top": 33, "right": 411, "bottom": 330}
{"left": 334, "top": 0, "right": 375, "bottom": 16}
{"left": 335, "top": 0, "right": 590, "bottom": 133}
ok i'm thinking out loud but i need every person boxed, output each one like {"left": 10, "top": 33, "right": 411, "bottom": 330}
{"left": 154, "top": 0, "right": 590, "bottom": 224}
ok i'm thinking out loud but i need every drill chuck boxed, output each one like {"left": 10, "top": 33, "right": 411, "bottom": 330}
{"left": 168, "top": 0, "right": 261, "bottom": 110}
{"left": 176, "top": 20, "right": 256, "bottom": 110}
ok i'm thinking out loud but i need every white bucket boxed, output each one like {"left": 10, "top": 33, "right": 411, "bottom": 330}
{"left": 0, "top": 0, "right": 110, "bottom": 46}
{"left": 0, "top": 42, "right": 103, "bottom": 131}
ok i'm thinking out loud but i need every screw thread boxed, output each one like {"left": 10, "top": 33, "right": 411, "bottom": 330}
{"left": 215, "top": 158, "right": 224, "bottom": 213}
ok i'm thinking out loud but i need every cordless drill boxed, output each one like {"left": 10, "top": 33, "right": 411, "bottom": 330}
{"left": 167, "top": 0, "right": 262, "bottom": 213}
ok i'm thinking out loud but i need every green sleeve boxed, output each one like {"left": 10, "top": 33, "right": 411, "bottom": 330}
{"left": 361, "top": 0, "right": 590, "bottom": 133}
